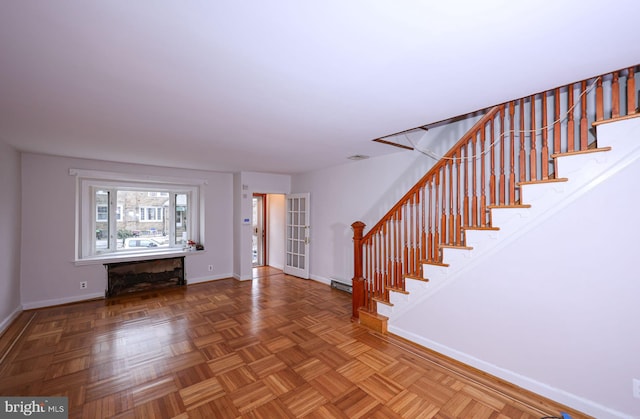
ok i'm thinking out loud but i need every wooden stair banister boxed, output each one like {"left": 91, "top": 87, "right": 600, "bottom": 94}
{"left": 352, "top": 65, "right": 640, "bottom": 323}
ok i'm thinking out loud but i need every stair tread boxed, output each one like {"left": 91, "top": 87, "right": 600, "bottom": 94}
{"left": 486, "top": 204, "right": 531, "bottom": 209}
{"left": 423, "top": 260, "right": 449, "bottom": 267}
{"left": 517, "top": 177, "right": 568, "bottom": 186}
{"left": 550, "top": 146, "right": 612, "bottom": 159}
{"left": 440, "top": 244, "right": 474, "bottom": 250}
{"left": 404, "top": 274, "right": 429, "bottom": 282}
{"left": 388, "top": 287, "right": 410, "bottom": 294}
{"left": 463, "top": 226, "right": 500, "bottom": 231}
{"left": 372, "top": 297, "right": 393, "bottom": 306}
{"left": 591, "top": 112, "right": 640, "bottom": 127}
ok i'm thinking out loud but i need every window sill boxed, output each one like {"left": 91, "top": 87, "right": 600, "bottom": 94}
{"left": 73, "top": 249, "right": 205, "bottom": 266}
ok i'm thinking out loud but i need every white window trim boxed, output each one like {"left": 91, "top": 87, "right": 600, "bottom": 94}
{"left": 71, "top": 169, "right": 206, "bottom": 264}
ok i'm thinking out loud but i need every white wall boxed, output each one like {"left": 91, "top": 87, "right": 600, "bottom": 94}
{"left": 0, "top": 141, "right": 22, "bottom": 331}
{"left": 20, "top": 153, "right": 234, "bottom": 308}
{"left": 392, "top": 152, "right": 640, "bottom": 418}
{"left": 291, "top": 116, "right": 480, "bottom": 285}
{"left": 292, "top": 150, "right": 430, "bottom": 284}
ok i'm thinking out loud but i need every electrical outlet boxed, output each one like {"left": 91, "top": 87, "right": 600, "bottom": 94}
{"left": 208, "top": 265, "right": 213, "bottom": 272}
{"left": 80, "top": 281, "right": 88, "bottom": 289}
{"left": 633, "top": 378, "right": 640, "bottom": 399}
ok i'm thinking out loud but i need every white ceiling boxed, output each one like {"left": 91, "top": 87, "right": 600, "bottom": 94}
{"left": 1, "top": 1, "right": 638, "bottom": 174}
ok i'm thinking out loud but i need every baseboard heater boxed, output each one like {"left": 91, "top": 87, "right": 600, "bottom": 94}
{"left": 330, "top": 280, "right": 352, "bottom": 294}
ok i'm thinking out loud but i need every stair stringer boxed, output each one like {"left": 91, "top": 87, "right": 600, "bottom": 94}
{"left": 379, "top": 117, "right": 640, "bottom": 322}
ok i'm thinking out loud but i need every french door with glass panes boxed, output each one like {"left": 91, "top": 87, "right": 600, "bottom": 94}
{"left": 284, "top": 193, "right": 310, "bottom": 279}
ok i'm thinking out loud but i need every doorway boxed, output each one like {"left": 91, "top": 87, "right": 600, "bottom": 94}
{"left": 252, "top": 194, "right": 266, "bottom": 267}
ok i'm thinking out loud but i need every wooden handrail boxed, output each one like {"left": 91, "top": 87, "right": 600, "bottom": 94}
{"left": 352, "top": 65, "right": 639, "bottom": 319}
{"left": 361, "top": 107, "right": 501, "bottom": 242}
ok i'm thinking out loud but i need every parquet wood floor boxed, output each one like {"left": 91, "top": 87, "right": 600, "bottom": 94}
{"left": 0, "top": 267, "right": 588, "bottom": 418}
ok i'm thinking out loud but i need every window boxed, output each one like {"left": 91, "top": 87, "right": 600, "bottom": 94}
{"left": 139, "top": 207, "right": 163, "bottom": 222}
{"left": 71, "top": 169, "right": 205, "bottom": 261}
{"left": 96, "top": 205, "right": 108, "bottom": 221}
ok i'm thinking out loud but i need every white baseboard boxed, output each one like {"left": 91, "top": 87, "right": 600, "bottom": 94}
{"left": 389, "top": 326, "right": 633, "bottom": 419}
{"left": 22, "top": 292, "right": 105, "bottom": 310}
{"left": 21, "top": 275, "right": 236, "bottom": 309}
{"left": 309, "top": 274, "right": 332, "bottom": 286}
{"left": 188, "top": 273, "right": 233, "bottom": 284}
{"left": 0, "top": 306, "right": 23, "bottom": 335}
{"left": 233, "top": 273, "right": 253, "bottom": 281}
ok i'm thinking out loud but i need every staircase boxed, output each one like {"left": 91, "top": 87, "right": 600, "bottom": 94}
{"left": 351, "top": 65, "right": 640, "bottom": 331}
{"left": 380, "top": 116, "right": 640, "bottom": 323}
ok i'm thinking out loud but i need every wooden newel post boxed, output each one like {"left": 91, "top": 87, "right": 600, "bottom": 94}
{"left": 351, "top": 221, "right": 366, "bottom": 321}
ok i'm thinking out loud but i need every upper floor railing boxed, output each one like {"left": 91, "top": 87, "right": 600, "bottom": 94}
{"left": 352, "top": 65, "right": 639, "bottom": 319}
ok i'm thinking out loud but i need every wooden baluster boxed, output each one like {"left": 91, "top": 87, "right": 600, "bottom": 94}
{"left": 383, "top": 223, "right": 389, "bottom": 296}
{"left": 509, "top": 101, "right": 516, "bottom": 204}
{"left": 394, "top": 211, "right": 399, "bottom": 288}
{"left": 580, "top": 80, "right": 588, "bottom": 150}
{"left": 418, "top": 189, "right": 422, "bottom": 280}
{"left": 455, "top": 149, "right": 462, "bottom": 246}
{"left": 567, "top": 84, "right": 575, "bottom": 152}
{"left": 628, "top": 67, "right": 636, "bottom": 114}
{"left": 402, "top": 204, "right": 408, "bottom": 279}
{"left": 612, "top": 71, "right": 620, "bottom": 118}
{"left": 436, "top": 166, "right": 450, "bottom": 254}
{"left": 351, "top": 221, "right": 365, "bottom": 320}
{"left": 380, "top": 223, "right": 391, "bottom": 300}
{"left": 369, "top": 240, "right": 373, "bottom": 308}
{"left": 530, "top": 95, "right": 537, "bottom": 181}
{"left": 409, "top": 194, "right": 415, "bottom": 274}
{"left": 372, "top": 233, "right": 378, "bottom": 301}
{"left": 402, "top": 203, "right": 408, "bottom": 276}
{"left": 519, "top": 98, "right": 526, "bottom": 182}
{"left": 439, "top": 161, "right": 455, "bottom": 246}
{"left": 463, "top": 142, "right": 470, "bottom": 228}
{"left": 415, "top": 190, "right": 422, "bottom": 276}
{"left": 472, "top": 134, "right": 478, "bottom": 226}
{"left": 377, "top": 232, "right": 383, "bottom": 299}
{"left": 427, "top": 181, "right": 433, "bottom": 262}
{"left": 448, "top": 158, "right": 460, "bottom": 245}
{"left": 541, "top": 92, "right": 549, "bottom": 180}
{"left": 489, "top": 116, "right": 496, "bottom": 206}
{"left": 499, "top": 105, "right": 506, "bottom": 205}
{"left": 595, "top": 77, "right": 604, "bottom": 121}
{"left": 554, "top": 88, "right": 561, "bottom": 154}
{"left": 480, "top": 124, "right": 487, "bottom": 227}
{"left": 392, "top": 217, "right": 398, "bottom": 289}
{"left": 370, "top": 240, "right": 375, "bottom": 308}
{"left": 434, "top": 171, "right": 440, "bottom": 262}
{"left": 421, "top": 184, "right": 427, "bottom": 266}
